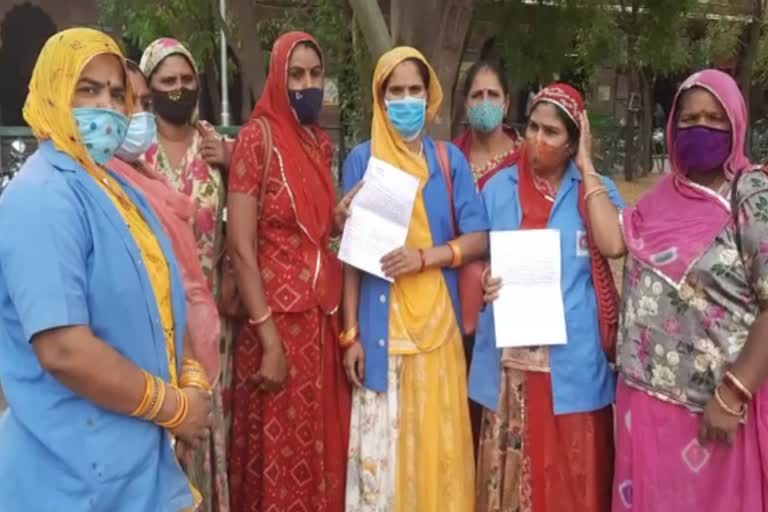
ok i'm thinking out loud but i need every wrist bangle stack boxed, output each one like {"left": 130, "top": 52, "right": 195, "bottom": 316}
{"left": 584, "top": 186, "right": 608, "bottom": 202}
{"left": 714, "top": 385, "right": 747, "bottom": 418}
{"left": 180, "top": 358, "right": 211, "bottom": 390}
{"left": 156, "top": 386, "right": 189, "bottom": 430}
{"left": 723, "top": 371, "right": 753, "bottom": 402}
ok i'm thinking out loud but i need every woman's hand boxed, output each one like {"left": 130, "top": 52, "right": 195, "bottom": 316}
{"left": 343, "top": 342, "right": 365, "bottom": 387}
{"left": 253, "top": 326, "right": 288, "bottom": 392}
{"left": 381, "top": 247, "right": 422, "bottom": 278}
{"left": 171, "top": 387, "right": 212, "bottom": 446}
{"left": 334, "top": 182, "right": 363, "bottom": 235}
{"left": 482, "top": 264, "right": 503, "bottom": 303}
{"left": 198, "top": 121, "right": 231, "bottom": 168}
{"left": 698, "top": 385, "right": 744, "bottom": 445}
{"left": 575, "top": 110, "right": 595, "bottom": 175}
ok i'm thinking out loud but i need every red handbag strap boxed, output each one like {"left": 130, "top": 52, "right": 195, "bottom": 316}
{"left": 577, "top": 180, "right": 619, "bottom": 361}
{"left": 435, "top": 141, "right": 457, "bottom": 237}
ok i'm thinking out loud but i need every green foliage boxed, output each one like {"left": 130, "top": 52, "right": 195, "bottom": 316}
{"left": 98, "top": 0, "right": 218, "bottom": 62}
{"left": 577, "top": 0, "right": 699, "bottom": 78}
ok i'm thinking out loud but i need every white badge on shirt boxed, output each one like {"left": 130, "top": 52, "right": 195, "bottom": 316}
{"left": 576, "top": 230, "right": 589, "bottom": 257}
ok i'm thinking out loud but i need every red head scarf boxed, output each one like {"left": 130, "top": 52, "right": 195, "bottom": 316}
{"left": 529, "top": 82, "right": 584, "bottom": 129}
{"left": 250, "top": 31, "right": 335, "bottom": 247}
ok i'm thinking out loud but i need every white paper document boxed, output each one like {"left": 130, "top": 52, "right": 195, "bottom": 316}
{"left": 339, "top": 158, "right": 420, "bottom": 281}
{"left": 490, "top": 229, "right": 567, "bottom": 347}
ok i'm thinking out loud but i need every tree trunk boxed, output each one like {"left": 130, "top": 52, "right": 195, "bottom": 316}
{"left": 392, "top": 0, "right": 477, "bottom": 139}
{"left": 347, "top": 0, "right": 392, "bottom": 60}
{"left": 638, "top": 69, "right": 654, "bottom": 176}
{"left": 623, "top": 69, "right": 639, "bottom": 182}
{"left": 738, "top": 4, "right": 763, "bottom": 154}
{"left": 227, "top": 0, "right": 268, "bottom": 112}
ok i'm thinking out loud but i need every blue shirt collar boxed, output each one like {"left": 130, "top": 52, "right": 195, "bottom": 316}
{"left": 38, "top": 140, "right": 84, "bottom": 173}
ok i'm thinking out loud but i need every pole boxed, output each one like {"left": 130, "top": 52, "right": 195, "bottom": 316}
{"left": 219, "top": 0, "right": 231, "bottom": 126}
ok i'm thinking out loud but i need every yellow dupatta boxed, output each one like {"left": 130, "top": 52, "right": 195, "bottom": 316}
{"left": 24, "top": 28, "right": 198, "bottom": 507}
{"left": 371, "top": 47, "right": 459, "bottom": 354}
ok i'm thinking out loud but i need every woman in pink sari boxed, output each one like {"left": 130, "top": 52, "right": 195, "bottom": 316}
{"left": 604, "top": 69, "right": 768, "bottom": 511}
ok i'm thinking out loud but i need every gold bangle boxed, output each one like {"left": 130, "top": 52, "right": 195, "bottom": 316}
{"left": 248, "top": 307, "right": 273, "bottom": 326}
{"left": 339, "top": 326, "right": 359, "bottom": 346}
{"left": 130, "top": 371, "right": 154, "bottom": 417}
{"left": 180, "top": 359, "right": 211, "bottom": 389}
{"left": 145, "top": 377, "right": 167, "bottom": 421}
{"left": 584, "top": 186, "right": 608, "bottom": 202}
{"left": 724, "top": 371, "right": 753, "bottom": 402}
{"left": 447, "top": 241, "right": 463, "bottom": 268}
{"left": 156, "top": 387, "right": 189, "bottom": 430}
{"left": 584, "top": 171, "right": 602, "bottom": 180}
{"left": 339, "top": 334, "right": 359, "bottom": 349}
{"left": 714, "top": 386, "right": 747, "bottom": 417}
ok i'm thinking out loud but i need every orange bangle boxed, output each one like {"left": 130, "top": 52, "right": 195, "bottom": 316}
{"left": 156, "top": 387, "right": 189, "bottom": 430}
{"left": 447, "top": 241, "right": 463, "bottom": 267}
{"left": 714, "top": 385, "right": 747, "bottom": 418}
{"left": 339, "top": 326, "right": 359, "bottom": 347}
{"left": 248, "top": 307, "right": 273, "bottom": 326}
{"left": 145, "top": 377, "right": 167, "bottom": 421}
{"left": 130, "top": 371, "right": 154, "bottom": 417}
{"left": 724, "top": 371, "right": 753, "bottom": 402}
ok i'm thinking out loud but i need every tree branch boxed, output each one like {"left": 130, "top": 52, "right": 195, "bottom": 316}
{"left": 347, "top": 0, "right": 392, "bottom": 60}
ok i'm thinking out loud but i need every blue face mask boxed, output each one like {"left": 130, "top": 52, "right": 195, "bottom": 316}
{"left": 73, "top": 107, "right": 129, "bottom": 165}
{"left": 115, "top": 112, "right": 157, "bottom": 162}
{"left": 467, "top": 101, "right": 505, "bottom": 133}
{"left": 385, "top": 96, "right": 426, "bottom": 141}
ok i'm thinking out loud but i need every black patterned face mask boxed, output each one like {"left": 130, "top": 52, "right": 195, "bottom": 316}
{"left": 151, "top": 87, "right": 199, "bottom": 125}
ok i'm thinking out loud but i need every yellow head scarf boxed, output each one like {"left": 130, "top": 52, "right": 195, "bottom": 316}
{"left": 371, "top": 48, "right": 459, "bottom": 354}
{"left": 371, "top": 46, "right": 443, "bottom": 175}
{"left": 23, "top": 27, "right": 132, "bottom": 174}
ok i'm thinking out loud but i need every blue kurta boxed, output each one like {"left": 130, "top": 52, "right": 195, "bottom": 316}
{"left": 341, "top": 137, "right": 489, "bottom": 392}
{"left": 469, "top": 161, "right": 624, "bottom": 415}
{"left": 0, "top": 141, "right": 192, "bottom": 511}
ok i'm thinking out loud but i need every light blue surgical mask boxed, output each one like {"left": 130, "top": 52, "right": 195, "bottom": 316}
{"left": 385, "top": 96, "right": 426, "bottom": 141}
{"left": 115, "top": 112, "right": 157, "bottom": 162}
{"left": 467, "top": 101, "right": 505, "bottom": 133}
{"left": 73, "top": 107, "right": 129, "bottom": 165}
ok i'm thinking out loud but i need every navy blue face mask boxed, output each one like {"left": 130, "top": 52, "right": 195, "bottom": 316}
{"left": 288, "top": 87, "right": 324, "bottom": 125}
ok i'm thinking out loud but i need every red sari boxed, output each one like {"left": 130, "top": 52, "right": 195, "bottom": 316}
{"left": 227, "top": 32, "right": 350, "bottom": 512}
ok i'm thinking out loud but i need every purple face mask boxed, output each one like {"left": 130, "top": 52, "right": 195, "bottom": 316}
{"left": 674, "top": 125, "right": 731, "bottom": 174}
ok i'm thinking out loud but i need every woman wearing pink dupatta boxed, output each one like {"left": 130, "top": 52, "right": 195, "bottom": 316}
{"left": 610, "top": 69, "right": 768, "bottom": 511}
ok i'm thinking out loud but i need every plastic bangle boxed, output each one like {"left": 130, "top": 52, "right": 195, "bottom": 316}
{"left": 339, "top": 326, "right": 359, "bottom": 345}
{"left": 724, "top": 371, "right": 753, "bottom": 402}
{"left": 447, "top": 241, "right": 463, "bottom": 268}
{"left": 130, "top": 371, "right": 154, "bottom": 417}
{"left": 156, "top": 387, "right": 189, "bottom": 429}
{"left": 584, "top": 186, "right": 608, "bottom": 202}
{"left": 248, "top": 307, "right": 273, "bottom": 326}
{"left": 145, "top": 377, "right": 167, "bottom": 421}
{"left": 714, "top": 385, "right": 747, "bottom": 417}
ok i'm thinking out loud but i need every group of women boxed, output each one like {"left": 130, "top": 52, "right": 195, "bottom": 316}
{"left": 0, "top": 24, "right": 766, "bottom": 512}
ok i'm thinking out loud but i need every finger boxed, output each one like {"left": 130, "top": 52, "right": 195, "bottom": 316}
{"left": 251, "top": 372, "right": 264, "bottom": 386}
{"left": 344, "top": 182, "right": 364, "bottom": 202}
{"left": 697, "top": 423, "right": 708, "bottom": 445}
{"left": 354, "top": 356, "right": 365, "bottom": 386}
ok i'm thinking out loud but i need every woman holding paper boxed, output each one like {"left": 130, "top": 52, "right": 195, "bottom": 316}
{"left": 341, "top": 46, "right": 489, "bottom": 511}
{"left": 226, "top": 32, "right": 353, "bottom": 512}
{"left": 613, "top": 71, "right": 768, "bottom": 511}
{"left": 471, "top": 82, "right": 625, "bottom": 512}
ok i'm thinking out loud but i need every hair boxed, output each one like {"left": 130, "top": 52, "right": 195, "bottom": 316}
{"left": 462, "top": 59, "right": 509, "bottom": 98}
{"left": 125, "top": 59, "right": 142, "bottom": 74}
{"left": 381, "top": 57, "right": 431, "bottom": 94}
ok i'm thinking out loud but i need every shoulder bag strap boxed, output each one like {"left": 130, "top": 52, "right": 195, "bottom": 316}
{"left": 435, "top": 141, "right": 457, "bottom": 237}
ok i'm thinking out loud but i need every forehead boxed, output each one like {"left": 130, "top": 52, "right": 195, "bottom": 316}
{"left": 386, "top": 60, "right": 424, "bottom": 87}
{"left": 78, "top": 53, "right": 125, "bottom": 83}
{"left": 678, "top": 87, "right": 725, "bottom": 113}
{"left": 469, "top": 68, "right": 502, "bottom": 91}
{"left": 529, "top": 102, "right": 567, "bottom": 128}
{"left": 155, "top": 54, "right": 195, "bottom": 76}
{"left": 288, "top": 44, "right": 322, "bottom": 67}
